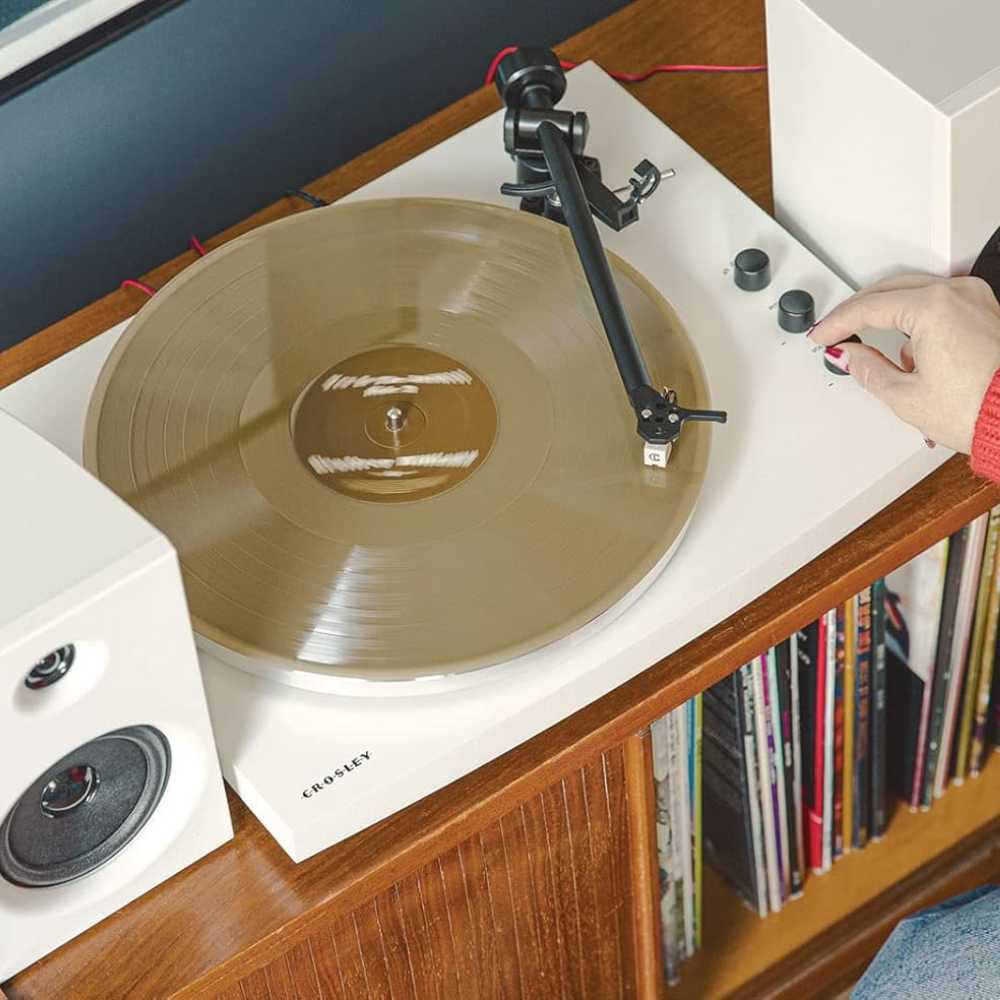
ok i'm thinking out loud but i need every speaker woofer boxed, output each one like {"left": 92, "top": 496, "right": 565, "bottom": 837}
{"left": 0, "top": 725, "right": 170, "bottom": 888}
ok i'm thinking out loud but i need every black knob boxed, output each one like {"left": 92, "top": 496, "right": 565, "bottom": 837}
{"left": 824, "top": 334, "right": 862, "bottom": 376}
{"left": 778, "top": 289, "right": 815, "bottom": 333}
{"left": 733, "top": 248, "right": 771, "bottom": 291}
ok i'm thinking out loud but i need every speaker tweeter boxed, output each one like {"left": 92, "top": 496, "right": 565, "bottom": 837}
{"left": 24, "top": 643, "right": 76, "bottom": 690}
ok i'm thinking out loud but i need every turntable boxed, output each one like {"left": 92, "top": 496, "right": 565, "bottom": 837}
{"left": 0, "top": 57, "right": 947, "bottom": 860}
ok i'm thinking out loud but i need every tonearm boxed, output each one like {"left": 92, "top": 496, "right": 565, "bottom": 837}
{"left": 494, "top": 47, "right": 727, "bottom": 467}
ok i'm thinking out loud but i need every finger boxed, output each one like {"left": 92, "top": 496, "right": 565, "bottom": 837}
{"left": 811, "top": 275, "right": 943, "bottom": 342}
{"left": 900, "top": 339, "right": 915, "bottom": 372}
{"left": 852, "top": 274, "right": 946, "bottom": 296}
{"left": 808, "top": 288, "right": 923, "bottom": 347}
{"left": 826, "top": 342, "right": 920, "bottom": 421}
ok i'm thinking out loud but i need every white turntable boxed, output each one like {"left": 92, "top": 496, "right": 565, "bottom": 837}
{"left": 0, "top": 61, "right": 946, "bottom": 861}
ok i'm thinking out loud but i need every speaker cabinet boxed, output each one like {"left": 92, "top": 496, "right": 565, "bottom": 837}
{"left": 767, "top": 0, "right": 1000, "bottom": 287}
{"left": 0, "top": 410, "right": 233, "bottom": 980}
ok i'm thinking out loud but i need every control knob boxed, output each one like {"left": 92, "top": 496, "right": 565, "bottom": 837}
{"left": 777, "top": 289, "right": 815, "bottom": 333}
{"left": 733, "top": 248, "right": 771, "bottom": 291}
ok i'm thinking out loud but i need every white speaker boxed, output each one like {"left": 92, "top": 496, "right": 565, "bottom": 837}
{"left": 766, "top": 0, "right": 1000, "bottom": 287}
{"left": 0, "top": 409, "right": 233, "bottom": 980}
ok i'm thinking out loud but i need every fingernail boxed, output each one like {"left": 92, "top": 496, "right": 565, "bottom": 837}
{"left": 824, "top": 345, "right": 849, "bottom": 372}
{"left": 807, "top": 320, "right": 822, "bottom": 340}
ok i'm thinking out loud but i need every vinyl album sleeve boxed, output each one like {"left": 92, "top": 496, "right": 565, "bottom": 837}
{"left": 971, "top": 515, "right": 1000, "bottom": 774}
{"left": 776, "top": 638, "right": 803, "bottom": 895}
{"left": 884, "top": 539, "right": 950, "bottom": 808}
{"left": 935, "top": 515, "right": 987, "bottom": 797}
{"left": 955, "top": 506, "right": 1000, "bottom": 781}
{"left": 922, "top": 527, "right": 969, "bottom": 807}
{"left": 870, "top": 579, "right": 889, "bottom": 838}
{"left": 702, "top": 673, "right": 765, "bottom": 916}
{"left": 832, "top": 605, "right": 846, "bottom": 860}
{"left": 796, "top": 621, "right": 820, "bottom": 870}
{"left": 853, "top": 588, "right": 872, "bottom": 849}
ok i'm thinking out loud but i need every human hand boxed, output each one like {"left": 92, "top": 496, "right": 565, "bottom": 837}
{"left": 808, "top": 275, "right": 1000, "bottom": 453}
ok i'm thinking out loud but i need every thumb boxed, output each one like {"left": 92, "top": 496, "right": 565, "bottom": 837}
{"left": 831, "top": 343, "right": 919, "bottom": 420}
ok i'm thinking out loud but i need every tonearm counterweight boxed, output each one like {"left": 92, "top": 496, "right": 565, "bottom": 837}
{"left": 494, "top": 47, "right": 727, "bottom": 467}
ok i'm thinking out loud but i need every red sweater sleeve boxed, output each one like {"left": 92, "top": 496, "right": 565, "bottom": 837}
{"left": 971, "top": 368, "right": 1000, "bottom": 482}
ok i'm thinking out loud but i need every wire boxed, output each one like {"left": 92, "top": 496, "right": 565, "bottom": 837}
{"left": 286, "top": 188, "right": 329, "bottom": 209}
{"left": 122, "top": 200, "right": 319, "bottom": 302}
{"left": 120, "top": 278, "right": 156, "bottom": 297}
{"left": 568, "top": 59, "right": 767, "bottom": 82}
{"left": 484, "top": 46, "right": 518, "bottom": 86}
{"left": 123, "top": 47, "right": 753, "bottom": 304}
{"left": 484, "top": 46, "right": 766, "bottom": 87}
{"left": 122, "top": 237, "right": 204, "bottom": 301}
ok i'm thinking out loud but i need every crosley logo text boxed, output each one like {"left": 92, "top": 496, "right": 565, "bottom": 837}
{"left": 302, "top": 751, "right": 372, "bottom": 799}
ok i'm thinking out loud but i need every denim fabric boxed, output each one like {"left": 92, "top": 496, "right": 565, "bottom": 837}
{"left": 852, "top": 886, "right": 1000, "bottom": 999}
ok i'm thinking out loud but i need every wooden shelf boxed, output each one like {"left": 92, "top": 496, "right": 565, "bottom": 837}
{"left": 672, "top": 755, "right": 1000, "bottom": 999}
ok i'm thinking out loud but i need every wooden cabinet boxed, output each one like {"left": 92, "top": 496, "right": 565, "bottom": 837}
{"left": 4, "top": 1, "right": 1000, "bottom": 997}
{"left": 211, "top": 742, "right": 1000, "bottom": 1000}
{"left": 233, "top": 744, "right": 649, "bottom": 1000}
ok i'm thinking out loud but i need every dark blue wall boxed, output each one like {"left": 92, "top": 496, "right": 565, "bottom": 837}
{"left": 1, "top": 1, "right": 46, "bottom": 31}
{"left": 0, "top": 0, "right": 629, "bottom": 349}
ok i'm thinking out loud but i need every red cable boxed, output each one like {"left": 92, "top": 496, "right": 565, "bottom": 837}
{"left": 484, "top": 46, "right": 766, "bottom": 87}
{"left": 120, "top": 278, "right": 156, "bottom": 297}
{"left": 563, "top": 58, "right": 767, "bottom": 81}
{"left": 122, "top": 52, "right": 764, "bottom": 301}
{"left": 122, "top": 237, "right": 206, "bottom": 300}
{"left": 484, "top": 45, "right": 519, "bottom": 86}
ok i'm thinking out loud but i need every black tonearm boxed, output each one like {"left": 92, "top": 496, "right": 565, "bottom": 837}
{"left": 494, "top": 47, "right": 726, "bottom": 465}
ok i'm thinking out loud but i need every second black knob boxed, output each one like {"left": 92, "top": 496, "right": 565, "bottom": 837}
{"left": 733, "top": 248, "right": 771, "bottom": 291}
{"left": 778, "top": 289, "right": 816, "bottom": 333}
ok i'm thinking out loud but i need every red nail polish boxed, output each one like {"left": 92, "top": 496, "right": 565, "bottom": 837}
{"left": 824, "top": 344, "right": 850, "bottom": 373}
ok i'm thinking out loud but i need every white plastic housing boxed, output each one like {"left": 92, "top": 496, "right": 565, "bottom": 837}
{"left": 767, "top": 0, "right": 1000, "bottom": 286}
{"left": 0, "top": 411, "right": 232, "bottom": 980}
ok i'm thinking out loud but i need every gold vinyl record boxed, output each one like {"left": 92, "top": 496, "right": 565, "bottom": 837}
{"left": 84, "top": 198, "right": 712, "bottom": 684}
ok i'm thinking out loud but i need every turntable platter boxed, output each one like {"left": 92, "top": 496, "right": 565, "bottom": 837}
{"left": 84, "top": 198, "right": 711, "bottom": 683}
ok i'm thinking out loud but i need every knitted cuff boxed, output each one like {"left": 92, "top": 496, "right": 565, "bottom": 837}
{"left": 970, "top": 367, "right": 1000, "bottom": 481}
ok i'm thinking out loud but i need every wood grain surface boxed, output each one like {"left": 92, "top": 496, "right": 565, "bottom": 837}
{"left": 225, "top": 747, "right": 640, "bottom": 1000}
{"left": 4, "top": 0, "right": 999, "bottom": 997}
{"left": 624, "top": 732, "right": 666, "bottom": 1000}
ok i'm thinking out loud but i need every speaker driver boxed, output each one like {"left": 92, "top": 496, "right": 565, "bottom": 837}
{"left": 24, "top": 644, "right": 75, "bottom": 690}
{"left": 0, "top": 725, "right": 170, "bottom": 888}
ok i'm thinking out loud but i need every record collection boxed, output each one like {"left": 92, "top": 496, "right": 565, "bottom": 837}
{"left": 653, "top": 504, "right": 1000, "bottom": 974}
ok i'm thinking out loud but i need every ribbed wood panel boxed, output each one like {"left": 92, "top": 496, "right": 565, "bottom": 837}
{"left": 234, "top": 746, "right": 639, "bottom": 1000}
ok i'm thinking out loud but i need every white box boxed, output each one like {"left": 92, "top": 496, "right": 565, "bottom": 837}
{"left": 0, "top": 410, "right": 232, "bottom": 979}
{"left": 766, "top": 0, "right": 1000, "bottom": 287}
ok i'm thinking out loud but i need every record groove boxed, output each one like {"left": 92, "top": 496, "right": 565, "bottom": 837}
{"left": 85, "top": 198, "right": 712, "bottom": 683}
